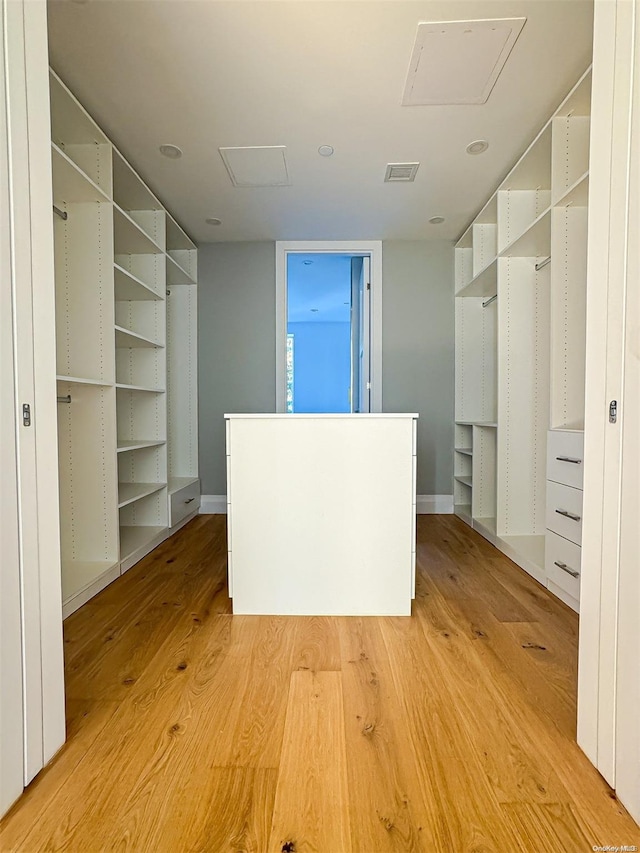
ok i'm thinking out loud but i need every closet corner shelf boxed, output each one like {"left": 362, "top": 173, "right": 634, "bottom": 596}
{"left": 57, "top": 374, "right": 112, "bottom": 387}
{"left": 168, "top": 476, "right": 199, "bottom": 495}
{"left": 455, "top": 447, "right": 473, "bottom": 456}
{"left": 553, "top": 171, "right": 589, "bottom": 208}
{"left": 454, "top": 504, "right": 472, "bottom": 525}
{"left": 166, "top": 253, "right": 196, "bottom": 286}
{"left": 115, "top": 325, "right": 164, "bottom": 349}
{"left": 117, "top": 481, "right": 166, "bottom": 509}
{"left": 456, "top": 257, "right": 497, "bottom": 298}
{"left": 114, "top": 263, "right": 162, "bottom": 302}
{"left": 454, "top": 475, "right": 473, "bottom": 488}
{"left": 116, "top": 382, "right": 165, "bottom": 393}
{"left": 117, "top": 439, "right": 166, "bottom": 453}
{"left": 119, "top": 525, "right": 167, "bottom": 563}
{"left": 499, "top": 207, "right": 551, "bottom": 259}
{"left": 51, "top": 143, "right": 111, "bottom": 206}
{"left": 113, "top": 204, "right": 164, "bottom": 255}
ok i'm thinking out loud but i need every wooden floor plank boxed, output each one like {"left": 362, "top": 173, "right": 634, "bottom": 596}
{"left": 338, "top": 617, "right": 435, "bottom": 851}
{"left": 2, "top": 514, "right": 639, "bottom": 852}
{"left": 268, "top": 670, "right": 351, "bottom": 853}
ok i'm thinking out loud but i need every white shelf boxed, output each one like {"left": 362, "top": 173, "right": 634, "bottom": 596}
{"left": 454, "top": 475, "right": 473, "bottom": 488}
{"left": 114, "top": 205, "right": 163, "bottom": 255}
{"left": 454, "top": 504, "right": 472, "bottom": 525}
{"left": 455, "top": 447, "right": 473, "bottom": 456}
{"left": 474, "top": 516, "right": 497, "bottom": 537}
{"left": 166, "top": 214, "right": 196, "bottom": 251}
{"left": 57, "top": 374, "right": 111, "bottom": 387}
{"left": 115, "top": 325, "right": 163, "bottom": 349}
{"left": 554, "top": 171, "right": 589, "bottom": 207}
{"left": 61, "top": 559, "right": 119, "bottom": 602}
{"left": 500, "top": 534, "right": 546, "bottom": 571}
{"left": 117, "top": 481, "right": 165, "bottom": 509}
{"left": 168, "top": 476, "right": 199, "bottom": 495}
{"left": 119, "top": 525, "right": 167, "bottom": 562}
{"left": 113, "top": 150, "right": 163, "bottom": 214}
{"left": 114, "top": 264, "right": 162, "bottom": 302}
{"left": 499, "top": 208, "right": 551, "bottom": 258}
{"left": 166, "top": 253, "right": 196, "bottom": 286}
{"left": 456, "top": 258, "right": 497, "bottom": 298}
{"left": 117, "top": 439, "right": 166, "bottom": 453}
{"left": 51, "top": 143, "right": 110, "bottom": 205}
{"left": 455, "top": 420, "right": 498, "bottom": 428}
{"left": 116, "top": 382, "right": 165, "bottom": 393}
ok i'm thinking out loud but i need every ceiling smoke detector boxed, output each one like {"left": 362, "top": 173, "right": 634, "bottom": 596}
{"left": 318, "top": 145, "right": 334, "bottom": 157}
{"left": 384, "top": 163, "right": 420, "bottom": 182}
{"left": 429, "top": 215, "right": 445, "bottom": 224}
{"left": 205, "top": 217, "right": 222, "bottom": 226}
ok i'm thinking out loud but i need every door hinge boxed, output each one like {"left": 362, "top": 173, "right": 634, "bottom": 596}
{"left": 366, "top": 281, "right": 371, "bottom": 291}
{"left": 366, "top": 381, "right": 372, "bottom": 391}
{"left": 609, "top": 400, "right": 618, "bottom": 423}
{"left": 22, "top": 403, "right": 31, "bottom": 427}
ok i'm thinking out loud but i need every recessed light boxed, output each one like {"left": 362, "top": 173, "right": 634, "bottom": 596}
{"left": 429, "top": 215, "right": 445, "bottom": 224}
{"left": 159, "top": 144, "right": 183, "bottom": 159}
{"left": 303, "top": 260, "right": 313, "bottom": 265}
{"left": 205, "top": 217, "right": 222, "bottom": 226}
{"left": 310, "top": 308, "right": 319, "bottom": 313}
{"left": 318, "top": 145, "right": 334, "bottom": 157}
{"left": 466, "top": 139, "right": 489, "bottom": 155}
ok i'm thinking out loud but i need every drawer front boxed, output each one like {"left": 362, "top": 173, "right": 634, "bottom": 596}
{"left": 546, "top": 481, "right": 583, "bottom": 545}
{"left": 546, "top": 530, "right": 581, "bottom": 600}
{"left": 547, "top": 430, "right": 584, "bottom": 489}
{"left": 170, "top": 479, "right": 201, "bottom": 527}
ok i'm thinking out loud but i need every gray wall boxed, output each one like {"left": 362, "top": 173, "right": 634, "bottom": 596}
{"left": 382, "top": 241, "right": 454, "bottom": 495}
{"left": 198, "top": 242, "right": 276, "bottom": 495}
{"left": 198, "top": 240, "right": 454, "bottom": 496}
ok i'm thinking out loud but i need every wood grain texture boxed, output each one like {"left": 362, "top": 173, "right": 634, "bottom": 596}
{"left": 1, "top": 514, "right": 638, "bottom": 852}
{"left": 269, "top": 671, "right": 351, "bottom": 853}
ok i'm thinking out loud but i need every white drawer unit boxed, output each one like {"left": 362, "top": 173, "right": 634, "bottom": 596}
{"left": 546, "top": 480, "right": 583, "bottom": 546}
{"left": 547, "top": 429, "right": 584, "bottom": 489}
{"left": 169, "top": 478, "right": 201, "bottom": 527}
{"left": 545, "top": 530, "right": 581, "bottom": 610}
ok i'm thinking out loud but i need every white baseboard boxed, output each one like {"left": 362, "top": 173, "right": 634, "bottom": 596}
{"left": 200, "top": 495, "right": 227, "bottom": 514}
{"left": 201, "top": 494, "right": 453, "bottom": 515}
{"left": 417, "top": 494, "right": 454, "bottom": 514}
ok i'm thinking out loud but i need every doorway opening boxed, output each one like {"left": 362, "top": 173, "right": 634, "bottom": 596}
{"left": 275, "top": 241, "right": 382, "bottom": 413}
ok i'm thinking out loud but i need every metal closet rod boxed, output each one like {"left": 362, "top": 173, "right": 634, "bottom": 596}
{"left": 53, "top": 205, "right": 67, "bottom": 221}
{"left": 535, "top": 256, "right": 551, "bottom": 271}
{"left": 57, "top": 395, "right": 72, "bottom": 403}
{"left": 482, "top": 294, "right": 497, "bottom": 308}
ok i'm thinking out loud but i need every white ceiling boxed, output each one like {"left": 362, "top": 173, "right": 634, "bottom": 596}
{"left": 47, "top": 0, "right": 593, "bottom": 244}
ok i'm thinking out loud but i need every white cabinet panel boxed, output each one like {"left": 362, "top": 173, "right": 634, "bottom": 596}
{"left": 169, "top": 479, "right": 200, "bottom": 527}
{"left": 545, "top": 529, "right": 581, "bottom": 599}
{"left": 547, "top": 429, "right": 584, "bottom": 488}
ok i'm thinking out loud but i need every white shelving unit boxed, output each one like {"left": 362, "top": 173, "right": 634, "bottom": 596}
{"left": 51, "top": 70, "right": 199, "bottom": 617}
{"left": 453, "top": 68, "right": 591, "bottom": 606}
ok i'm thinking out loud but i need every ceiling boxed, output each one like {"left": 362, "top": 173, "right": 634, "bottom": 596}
{"left": 47, "top": 0, "right": 594, "bottom": 244}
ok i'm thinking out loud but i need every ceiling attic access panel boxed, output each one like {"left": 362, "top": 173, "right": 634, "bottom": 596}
{"left": 402, "top": 18, "right": 526, "bottom": 106}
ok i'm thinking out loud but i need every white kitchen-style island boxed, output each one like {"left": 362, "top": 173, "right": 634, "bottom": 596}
{"left": 224, "top": 413, "right": 418, "bottom": 616}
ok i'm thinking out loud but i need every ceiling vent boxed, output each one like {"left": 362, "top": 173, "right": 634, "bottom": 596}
{"left": 402, "top": 18, "right": 526, "bottom": 106}
{"left": 219, "top": 146, "right": 291, "bottom": 187}
{"left": 384, "top": 162, "right": 420, "bottom": 182}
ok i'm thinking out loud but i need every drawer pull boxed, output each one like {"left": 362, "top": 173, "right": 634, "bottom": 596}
{"left": 556, "top": 455, "right": 582, "bottom": 464}
{"left": 554, "top": 560, "right": 580, "bottom": 578}
{"left": 555, "top": 508, "right": 581, "bottom": 522}
{"left": 184, "top": 497, "right": 195, "bottom": 504}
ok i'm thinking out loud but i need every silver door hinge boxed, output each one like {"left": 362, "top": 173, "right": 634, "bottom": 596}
{"left": 366, "top": 281, "right": 371, "bottom": 291}
{"left": 22, "top": 403, "right": 31, "bottom": 426}
{"left": 366, "top": 381, "right": 372, "bottom": 391}
{"left": 609, "top": 400, "right": 617, "bottom": 423}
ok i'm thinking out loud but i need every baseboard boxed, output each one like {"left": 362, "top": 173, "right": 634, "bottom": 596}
{"left": 200, "top": 495, "right": 227, "bottom": 514}
{"left": 201, "top": 494, "right": 452, "bottom": 515}
{"left": 417, "top": 494, "right": 454, "bottom": 514}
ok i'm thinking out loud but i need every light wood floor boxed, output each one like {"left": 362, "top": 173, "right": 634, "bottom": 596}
{"left": 2, "top": 515, "right": 639, "bottom": 852}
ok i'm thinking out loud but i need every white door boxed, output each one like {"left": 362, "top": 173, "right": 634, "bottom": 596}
{"left": 0, "top": 6, "right": 25, "bottom": 814}
{"left": 350, "top": 256, "right": 371, "bottom": 413}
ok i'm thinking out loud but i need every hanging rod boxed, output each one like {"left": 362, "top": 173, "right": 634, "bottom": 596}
{"left": 535, "top": 256, "right": 551, "bottom": 271}
{"left": 53, "top": 205, "right": 68, "bottom": 221}
{"left": 482, "top": 294, "right": 497, "bottom": 308}
{"left": 57, "top": 395, "right": 72, "bottom": 403}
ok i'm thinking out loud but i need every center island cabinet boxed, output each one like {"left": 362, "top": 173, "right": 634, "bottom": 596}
{"left": 224, "top": 413, "right": 418, "bottom": 616}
